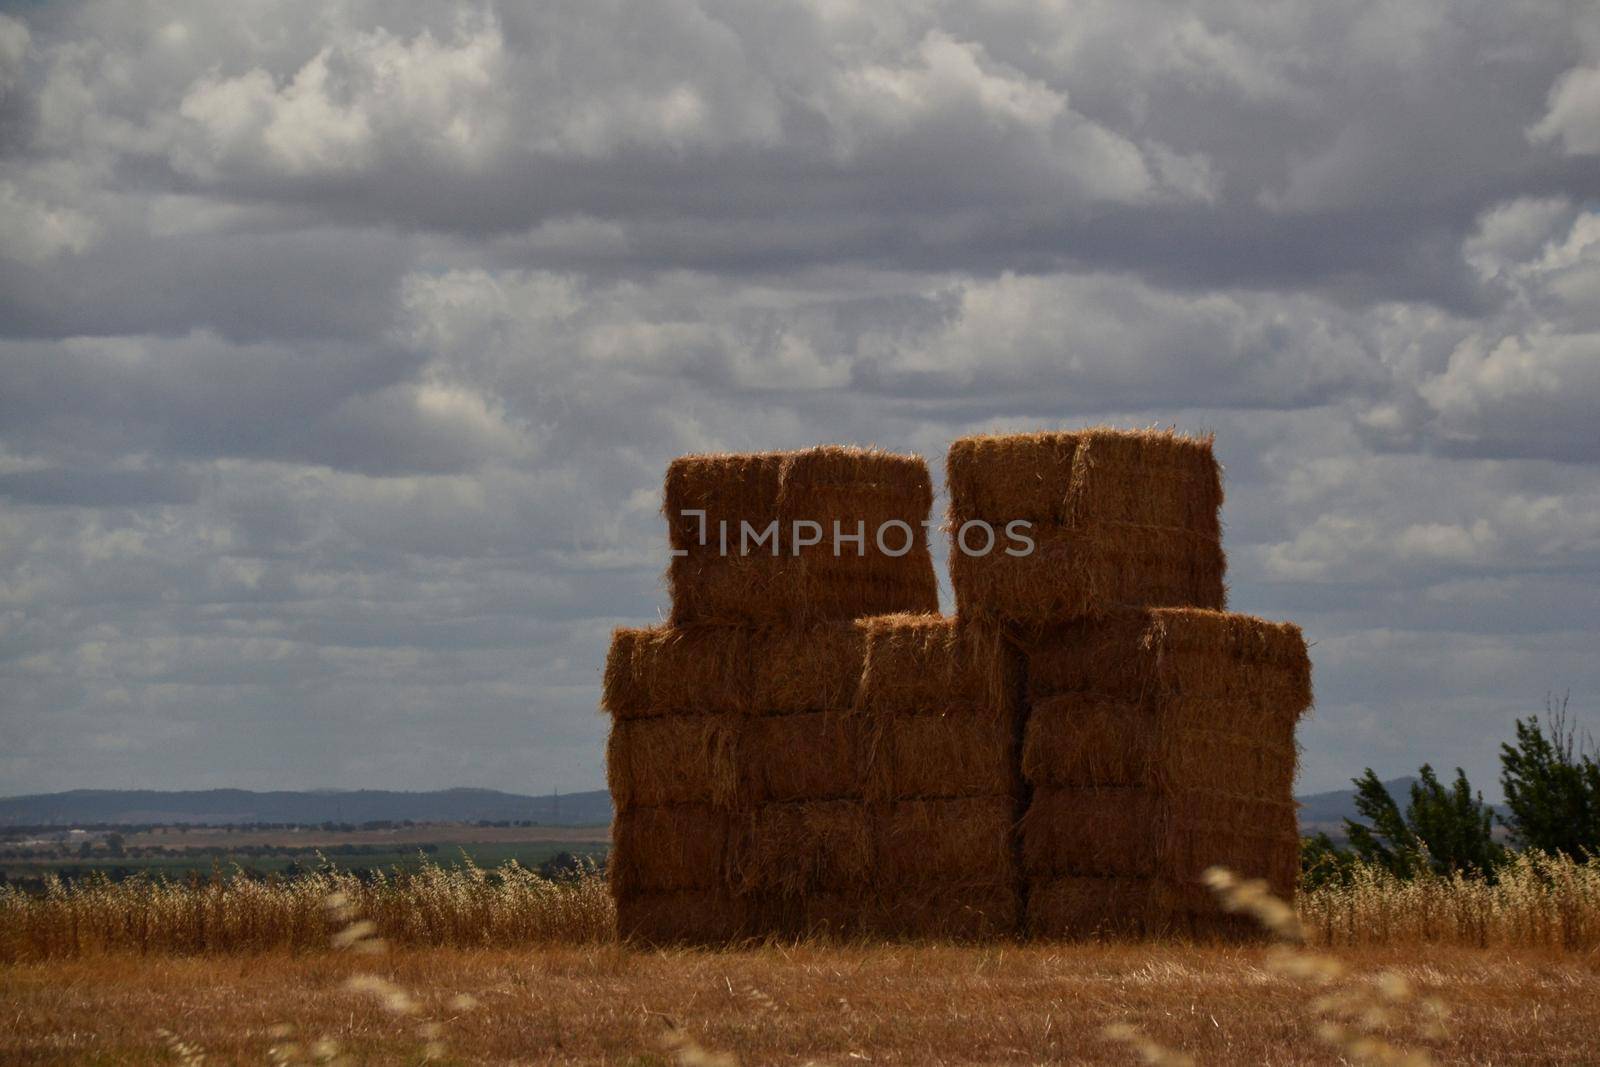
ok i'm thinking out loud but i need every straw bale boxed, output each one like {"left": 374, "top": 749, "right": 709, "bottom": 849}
{"left": 664, "top": 452, "right": 785, "bottom": 550}
{"left": 607, "top": 715, "right": 743, "bottom": 812}
{"left": 856, "top": 614, "right": 1019, "bottom": 716}
{"left": 1027, "top": 876, "right": 1185, "bottom": 938}
{"left": 602, "top": 625, "right": 752, "bottom": 719}
{"left": 1021, "top": 613, "right": 1158, "bottom": 701}
{"left": 946, "top": 428, "right": 1226, "bottom": 622}
{"left": 1022, "top": 787, "right": 1164, "bottom": 878}
{"left": 779, "top": 446, "right": 935, "bottom": 521}
{"left": 734, "top": 800, "right": 873, "bottom": 897}
{"left": 1066, "top": 429, "right": 1224, "bottom": 530}
{"left": 1024, "top": 607, "right": 1312, "bottom": 715}
{"left": 609, "top": 805, "right": 733, "bottom": 894}
{"left": 664, "top": 446, "right": 940, "bottom": 625}
{"left": 1019, "top": 610, "right": 1310, "bottom": 820}
{"left": 871, "top": 711, "right": 1016, "bottom": 800}
{"left": 668, "top": 555, "right": 939, "bottom": 627}
{"left": 743, "top": 712, "right": 865, "bottom": 803}
{"left": 947, "top": 428, "right": 1222, "bottom": 620}
{"left": 1021, "top": 786, "right": 1298, "bottom": 884}
{"left": 736, "top": 890, "right": 855, "bottom": 939}
{"left": 616, "top": 889, "right": 752, "bottom": 945}
{"left": 946, "top": 428, "right": 1222, "bottom": 529}
{"left": 871, "top": 884, "right": 1020, "bottom": 940}
{"left": 792, "top": 885, "right": 1021, "bottom": 940}
{"left": 1021, "top": 698, "right": 1154, "bottom": 789}
{"left": 950, "top": 525, "right": 1226, "bottom": 623}
{"left": 1021, "top": 696, "right": 1299, "bottom": 797}
{"left": 748, "top": 622, "right": 865, "bottom": 713}
{"left": 603, "top": 622, "right": 868, "bottom": 719}
{"left": 875, "top": 797, "right": 1016, "bottom": 886}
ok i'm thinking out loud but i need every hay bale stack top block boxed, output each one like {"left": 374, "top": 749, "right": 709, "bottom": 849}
{"left": 665, "top": 446, "right": 940, "bottom": 626}
{"left": 946, "top": 428, "right": 1226, "bottom": 623}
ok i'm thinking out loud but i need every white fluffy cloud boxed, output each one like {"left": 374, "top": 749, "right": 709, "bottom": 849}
{"left": 2, "top": 0, "right": 1598, "bottom": 796}
{"left": 1530, "top": 63, "right": 1600, "bottom": 154}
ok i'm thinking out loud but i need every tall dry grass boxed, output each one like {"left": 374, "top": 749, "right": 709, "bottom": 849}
{"left": 5, "top": 852, "right": 1600, "bottom": 960}
{"left": 1300, "top": 850, "right": 1600, "bottom": 949}
{"left": 0, "top": 859, "right": 612, "bottom": 961}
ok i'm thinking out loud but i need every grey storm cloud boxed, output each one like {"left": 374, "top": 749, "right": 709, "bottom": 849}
{"left": 1, "top": 0, "right": 1599, "bottom": 797}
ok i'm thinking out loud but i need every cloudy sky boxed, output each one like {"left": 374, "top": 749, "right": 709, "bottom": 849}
{"left": 1, "top": 0, "right": 1597, "bottom": 799}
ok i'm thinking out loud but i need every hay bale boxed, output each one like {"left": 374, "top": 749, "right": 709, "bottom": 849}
{"left": 873, "top": 712, "right": 1016, "bottom": 800}
{"left": 1021, "top": 787, "right": 1164, "bottom": 878}
{"left": 870, "top": 885, "right": 1020, "bottom": 940}
{"left": 609, "top": 805, "right": 733, "bottom": 894}
{"left": 875, "top": 797, "right": 1016, "bottom": 886}
{"left": 671, "top": 556, "right": 939, "bottom": 628}
{"left": 749, "top": 623, "right": 866, "bottom": 712}
{"left": 603, "top": 622, "right": 865, "bottom": 719}
{"left": 1021, "top": 786, "right": 1299, "bottom": 888}
{"left": 1021, "top": 698, "right": 1155, "bottom": 789}
{"left": 616, "top": 889, "right": 753, "bottom": 945}
{"left": 950, "top": 527, "right": 1227, "bottom": 625}
{"left": 607, "top": 715, "right": 743, "bottom": 812}
{"left": 856, "top": 614, "right": 1019, "bottom": 716}
{"left": 734, "top": 800, "right": 873, "bottom": 897}
{"left": 1028, "top": 877, "right": 1278, "bottom": 942}
{"left": 794, "top": 885, "right": 1021, "bottom": 940}
{"left": 946, "top": 428, "right": 1226, "bottom": 622}
{"left": 947, "top": 427, "right": 1223, "bottom": 532}
{"left": 1022, "top": 696, "right": 1299, "bottom": 797}
{"left": 602, "top": 626, "right": 753, "bottom": 719}
{"left": 1025, "top": 607, "right": 1312, "bottom": 708}
{"left": 743, "top": 712, "right": 865, "bottom": 803}
{"left": 665, "top": 446, "right": 940, "bottom": 625}
{"left": 1027, "top": 876, "right": 1179, "bottom": 938}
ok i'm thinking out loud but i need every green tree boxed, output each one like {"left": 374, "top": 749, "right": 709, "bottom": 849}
{"left": 1343, "top": 765, "right": 1504, "bottom": 878}
{"left": 1499, "top": 691, "right": 1600, "bottom": 856}
{"left": 1300, "top": 830, "right": 1357, "bottom": 889}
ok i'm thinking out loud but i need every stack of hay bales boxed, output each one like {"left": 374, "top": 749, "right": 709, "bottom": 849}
{"left": 829, "top": 614, "right": 1022, "bottom": 938}
{"left": 603, "top": 428, "right": 1313, "bottom": 943}
{"left": 606, "top": 446, "right": 1022, "bottom": 942}
{"left": 603, "top": 622, "right": 866, "bottom": 941}
{"left": 1019, "top": 609, "right": 1311, "bottom": 936}
{"left": 944, "top": 428, "right": 1313, "bottom": 938}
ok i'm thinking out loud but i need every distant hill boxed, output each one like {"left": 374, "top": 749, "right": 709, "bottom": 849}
{"left": 0, "top": 788, "right": 613, "bottom": 827}
{"left": 1296, "top": 776, "right": 1419, "bottom": 831}
{"left": 1296, "top": 776, "right": 1509, "bottom": 843}
{"left": 1, "top": 777, "right": 1498, "bottom": 835}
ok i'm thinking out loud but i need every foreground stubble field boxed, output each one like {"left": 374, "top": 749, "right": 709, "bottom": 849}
{"left": 4, "top": 941, "right": 1600, "bottom": 1065}
{"left": 6, "top": 857, "right": 1600, "bottom": 1064}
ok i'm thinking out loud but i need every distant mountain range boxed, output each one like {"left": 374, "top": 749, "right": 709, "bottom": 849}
{"left": 1296, "top": 776, "right": 1509, "bottom": 842}
{"left": 0, "top": 777, "right": 1485, "bottom": 833}
{"left": 1295, "top": 777, "right": 1418, "bottom": 838}
{"left": 0, "top": 788, "right": 613, "bottom": 827}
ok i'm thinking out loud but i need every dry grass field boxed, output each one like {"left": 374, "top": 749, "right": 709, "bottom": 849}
{"left": 3, "top": 856, "right": 1599, "bottom": 1064}
{"left": 5, "top": 942, "right": 1599, "bottom": 1065}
